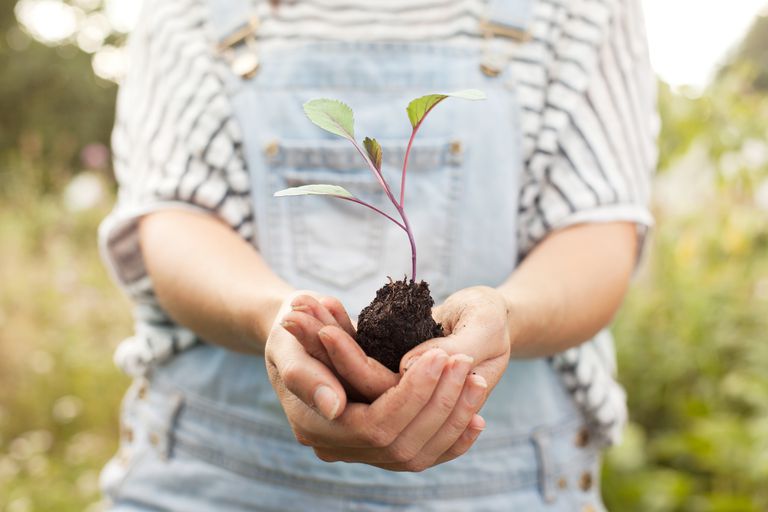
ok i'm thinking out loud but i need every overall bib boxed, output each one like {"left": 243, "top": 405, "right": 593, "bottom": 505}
{"left": 101, "top": 1, "right": 607, "bottom": 510}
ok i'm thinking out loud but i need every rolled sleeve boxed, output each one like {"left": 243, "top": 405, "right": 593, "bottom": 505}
{"left": 99, "top": 1, "right": 252, "bottom": 295}
{"left": 517, "top": 0, "right": 658, "bottom": 257}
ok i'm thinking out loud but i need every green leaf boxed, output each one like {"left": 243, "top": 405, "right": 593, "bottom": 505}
{"left": 406, "top": 89, "right": 486, "bottom": 128}
{"left": 273, "top": 184, "right": 355, "bottom": 199}
{"left": 363, "top": 137, "right": 382, "bottom": 171}
{"left": 303, "top": 99, "right": 355, "bottom": 140}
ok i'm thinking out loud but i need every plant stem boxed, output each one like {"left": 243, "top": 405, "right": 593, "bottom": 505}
{"left": 350, "top": 139, "right": 399, "bottom": 207}
{"left": 335, "top": 196, "right": 407, "bottom": 232}
{"left": 399, "top": 122, "right": 422, "bottom": 207}
{"left": 400, "top": 100, "right": 444, "bottom": 207}
{"left": 350, "top": 138, "right": 417, "bottom": 281}
{"left": 395, "top": 205, "right": 417, "bottom": 281}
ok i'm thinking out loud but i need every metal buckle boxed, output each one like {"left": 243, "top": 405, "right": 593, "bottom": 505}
{"left": 478, "top": 17, "right": 531, "bottom": 78}
{"left": 217, "top": 15, "right": 261, "bottom": 79}
{"left": 478, "top": 20, "right": 532, "bottom": 42}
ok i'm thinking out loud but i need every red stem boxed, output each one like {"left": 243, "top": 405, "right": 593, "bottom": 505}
{"left": 396, "top": 206, "right": 417, "bottom": 281}
{"left": 349, "top": 137, "right": 421, "bottom": 281}
{"left": 335, "top": 196, "right": 407, "bottom": 232}
{"left": 399, "top": 101, "right": 442, "bottom": 208}
{"left": 399, "top": 122, "right": 421, "bottom": 207}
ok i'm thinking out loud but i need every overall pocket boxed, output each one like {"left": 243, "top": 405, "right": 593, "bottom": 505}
{"left": 266, "top": 137, "right": 463, "bottom": 291}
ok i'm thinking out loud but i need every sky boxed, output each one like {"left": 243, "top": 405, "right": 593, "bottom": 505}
{"left": 642, "top": 0, "right": 768, "bottom": 89}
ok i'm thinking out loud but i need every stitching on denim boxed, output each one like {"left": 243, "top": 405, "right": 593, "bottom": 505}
{"left": 148, "top": 380, "right": 298, "bottom": 441}
{"left": 174, "top": 441, "right": 539, "bottom": 503}
{"left": 143, "top": 383, "right": 599, "bottom": 503}
{"left": 531, "top": 428, "right": 556, "bottom": 504}
{"left": 287, "top": 183, "right": 384, "bottom": 289}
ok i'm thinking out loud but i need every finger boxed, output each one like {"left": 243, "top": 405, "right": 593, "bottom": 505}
{"left": 312, "top": 355, "right": 473, "bottom": 464}
{"left": 290, "top": 295, "right": 339, "bottom": 327}
{"left": 412, "top": 374, "right": 488, "bottom": 465}
{"left": 383, "top": 354, "right": 474, "bottom": 462}
{"left": 280, "top": 311, "right": 335, "bottom": 368}
{"left": 317, "top": 325, "right": 398, "bottom": 401}
{"left": 319, "top": 296, "right": 356, "bottom": 337}
{"left": 266, "top": 329, "right": 347, "bottom": 421}
{"left": 432, "top": 414, "right": 486, "bottom": 466}
{"left": 362, "top": 349, "right": 449, "bottom": 444}
{"left": 400, "top": 320, "right": 506, "bottom": 373}
{"left": 294, "top": 349, "right": 448, "bottom": 449}
{"left": 372, "top": 417, "right": 485, "bottom": 472}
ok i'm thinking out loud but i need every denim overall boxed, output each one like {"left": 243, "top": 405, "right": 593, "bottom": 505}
{"left": 101, "top": 1, "right": 607, "bottom": 510}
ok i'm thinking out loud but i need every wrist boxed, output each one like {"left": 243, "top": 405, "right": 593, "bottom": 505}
{"left": 497, "top": 284, "right": 555, "bottom": 358}
{"left": 238, "top": 286, "right": 296, "bottom": 350}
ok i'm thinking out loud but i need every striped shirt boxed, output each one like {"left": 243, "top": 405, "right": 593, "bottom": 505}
{"left": 100, "top": 0, "right": 657, "bottom": 446}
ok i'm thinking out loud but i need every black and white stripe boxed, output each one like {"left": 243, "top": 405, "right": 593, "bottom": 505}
{"left": 99, "top": 0, "right": 657, "bottom": 446}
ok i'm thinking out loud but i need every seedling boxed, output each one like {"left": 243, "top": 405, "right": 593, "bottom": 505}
{"left": 274, "top": 89, "right": 485, "bottom": 281}
{"left": 274, "top": 90, "right": 486, "bottom": 371}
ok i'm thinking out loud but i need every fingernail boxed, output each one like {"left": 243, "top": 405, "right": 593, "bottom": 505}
{"left": 317, "top": 329, "right": 330, "bottom": 341}
{"left": 429, "top": 351, "right": 448, "bottom": 378}
{"left": 466, "top": 376, "right": 487, "bottom": 406}
{"left": 470, "top": 414, "right": 486, "bottom": 431}
{"left": 280, "top": 320, "right": 295, "bottom": 329}
{"left": 313, "top": 385, "right": 340, "bottom": 420}
{"left": 291, "top": 304, "right": 310, "bottom": 312}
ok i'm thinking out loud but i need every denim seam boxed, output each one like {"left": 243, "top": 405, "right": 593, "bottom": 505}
{"left": 174, "top": 441, "right": 539, "bottom": 503}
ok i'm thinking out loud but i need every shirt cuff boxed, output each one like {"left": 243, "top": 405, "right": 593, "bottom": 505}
{"left": 98, "top": 201, "right": 218, "bottom": 294}
{"left": 549, "top": 203, "right": 654, "bottom": 268}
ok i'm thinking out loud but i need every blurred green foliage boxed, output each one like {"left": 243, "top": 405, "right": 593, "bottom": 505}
{"left": 0, "top": 0, "right": 117, "bottom": 196}
{"left": 1, "top": 3, "right": 768, "bottom": 511}
{"left": 602, "top": 35, "right": 768, "bottom": 511}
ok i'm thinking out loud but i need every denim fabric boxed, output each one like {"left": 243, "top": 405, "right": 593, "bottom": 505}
{"left": 103, "top": 362, "right": 606, "bottom": 511}
{"left": 101, "top": 0, "right": 608, "bottom": 509}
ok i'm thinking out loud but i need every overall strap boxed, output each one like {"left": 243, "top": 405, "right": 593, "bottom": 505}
{"left": 484, "top": 0, "right": 535, "bottom": 41}
{"left": 206, "top": 0, "right": 254, "bottom": 43}
{"left": 480, "top": 0, "right": 535, "bottom": 76}
{"left": 206, "top": 0, "right": 261, "bottom": 82}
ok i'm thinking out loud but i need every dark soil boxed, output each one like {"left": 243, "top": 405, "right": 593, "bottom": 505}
{"left": 356, "top": 278, "right": 444, "bottom": 372}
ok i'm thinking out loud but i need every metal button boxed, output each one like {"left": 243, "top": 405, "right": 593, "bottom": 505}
{"left": 149, "top": 432, "right": 160, "bottom": 447}
{"left": 557, "top": 477, "right": 568, "bottom": 490}
{"left": 122, "top": 426, "right": 134, "bottom": 443}
{"left": 232, "top": 52, "right": 260, "bottom": 79}
{"left": 449, "top": 140, "right": 463, "bottom": 155}
{"left": 579, "top": 471, "right": 593, "bottom": 491}
{"left": 264, "top": 140, "right": 280, "bottom": 159}
{"left": 137, "top": 381, "right": 148, "bottom": 400}
{"left": 575, "top": 427, "right": 590, "bottom": 448}
{"left": 480, "top": 62, "right": 502, "bottom": 77}
{"left": 217, "top": 16, "right": 261, "bottom": 80}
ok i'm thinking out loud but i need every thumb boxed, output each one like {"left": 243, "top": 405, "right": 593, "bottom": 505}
{"left": 399, "top": 319, "right": 502, "bottom": 374}
{"left": 317, "top": 325, "right": 399, "bottom": 401}
{"left": 399, "top": 335, "right": 459, "bottom": 374}
{"left": 266, "top": 328, "right": 348, "bottom": 421}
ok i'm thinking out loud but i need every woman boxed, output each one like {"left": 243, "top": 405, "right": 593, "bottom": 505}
{"left": 99, "top": 0, "right": 657, "bottom": 509}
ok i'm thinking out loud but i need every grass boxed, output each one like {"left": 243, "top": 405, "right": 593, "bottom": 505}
{"left": 0, "top": 187, "right": 130, "bottom": 511}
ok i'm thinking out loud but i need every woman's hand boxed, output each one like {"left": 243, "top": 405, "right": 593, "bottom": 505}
{"left": 266, "top": 295, "right": 487, "bottom": 472}
{"left": 281, "top": 295, "right": 399, "bottom": 402}
{"left": 401, "top": 286, "right": 512, "bottom": 403}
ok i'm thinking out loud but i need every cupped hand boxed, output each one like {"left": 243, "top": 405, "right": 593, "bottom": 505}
{"left": 400, "top": 286, "right": 512, "bottom": 403}
{"left": 267, "top": 294, "right": 488, "bottom": 471}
